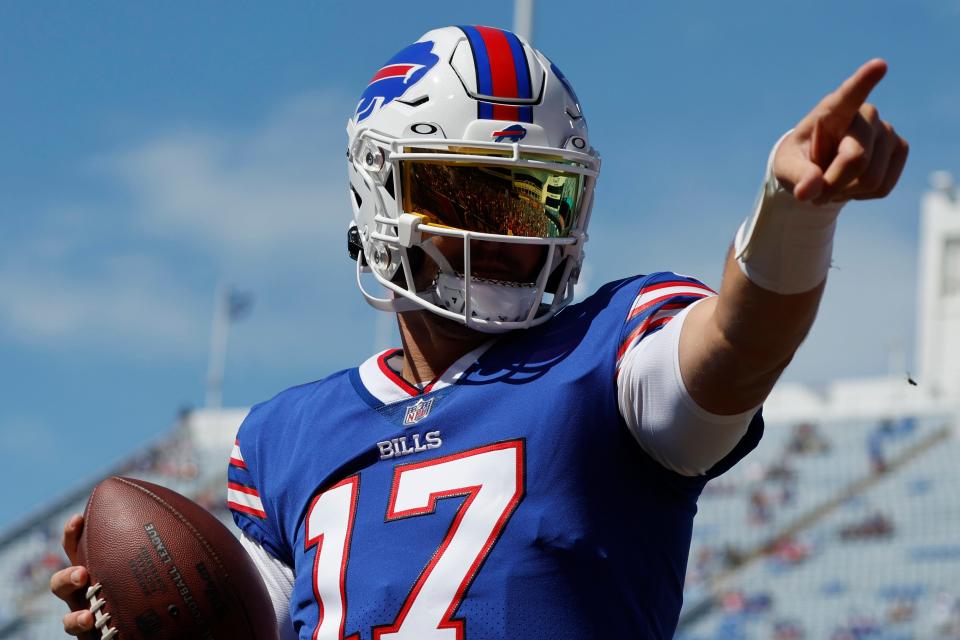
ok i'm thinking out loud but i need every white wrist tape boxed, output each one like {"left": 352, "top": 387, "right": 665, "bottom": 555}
{"left": 734, "top": 132, "right": 845, "bottom": 295}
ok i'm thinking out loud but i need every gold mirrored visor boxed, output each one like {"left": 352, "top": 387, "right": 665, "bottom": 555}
{"left": 399, "top": 157, "right": 585, "bottom": 239}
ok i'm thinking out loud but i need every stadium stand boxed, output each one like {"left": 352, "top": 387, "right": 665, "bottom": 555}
{"left": 677, "top": 412, "right": 960, "bottom": 639}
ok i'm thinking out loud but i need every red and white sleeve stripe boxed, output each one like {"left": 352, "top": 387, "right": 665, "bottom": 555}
{"left": 616, "top": 282, "right": 714, "bottom": 370}
{"left": 626, "top": 282, "right": 714, "bottom": 321}
{"left": 229, "top": 439, "right": 247, "bottom": 469}
{"left": 228, "top": 482, "right": 267, "bottom": 519}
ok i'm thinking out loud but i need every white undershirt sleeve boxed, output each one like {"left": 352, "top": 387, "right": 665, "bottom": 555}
{"left": 616, "top": 297, "right": 758, "bottom": 476}
{"left": 239, "top": 531, "right": 298, "bottom": 640}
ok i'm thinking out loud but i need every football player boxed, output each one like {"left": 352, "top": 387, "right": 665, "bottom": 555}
{"left": 53, "top": 25, "right": 906, "bottom": 638}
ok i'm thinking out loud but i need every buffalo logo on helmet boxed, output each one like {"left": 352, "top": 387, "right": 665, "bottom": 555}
{"left": 492, "top": 124, "right": 527, "bottom": 143}
{"left": 355, "top": 41, "right": 439, "bottom": 122}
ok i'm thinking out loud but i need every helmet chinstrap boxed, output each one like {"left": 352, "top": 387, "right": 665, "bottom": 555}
{"left": 440, "top": 273, "right": 537, "bottom": 289}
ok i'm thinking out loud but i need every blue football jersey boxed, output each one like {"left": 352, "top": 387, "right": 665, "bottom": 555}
{"left": 228, "top": 273, "right": 763, "bottom": 639}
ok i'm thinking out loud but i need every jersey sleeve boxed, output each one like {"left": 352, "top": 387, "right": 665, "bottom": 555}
{"left": 615, "top": 272, "right": 760, "bottom": 477}
{"left": 227, "top": 409, "right": 289, "bottom": 564}
{"left": 615, "top": 272, "right": 716, "bottom": 369}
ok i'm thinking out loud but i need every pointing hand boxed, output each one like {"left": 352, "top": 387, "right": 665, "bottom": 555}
{"left": 774, "top": 59, "right": 909, "bottom": 204}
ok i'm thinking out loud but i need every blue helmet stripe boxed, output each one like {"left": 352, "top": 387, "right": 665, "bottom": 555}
{"left": 505, "top": 30, "right": 533, "bottom": 122}
{"left": 458, "top": 25, "right": 494, "bottom": 119}
{"left": 505, "top": 31, "right": 531, "bottom": 100}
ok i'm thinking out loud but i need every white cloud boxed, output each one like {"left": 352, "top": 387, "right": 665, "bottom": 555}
{"left": 586, "top": 188, "right": 747, "bottom": 290}
{"left": 93, "top": 91, "right": 353, "bottom": 264}
{"left": 0, "top": 91, "right": 361, "bottom": 362}
{"left": 785, "top": 204, "right": 919, "bottom": 383}
{"left": 0, "top": 252, "right": 206, "bottom": 355}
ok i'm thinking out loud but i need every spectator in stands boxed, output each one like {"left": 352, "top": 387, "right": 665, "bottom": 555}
{"left": 839, "top": 512, "right": 893, "bottom": 541}
{"left": 867, "top": 429, "right": 887, "bottom": 473}
{"left": 749, "top": 488, "right": 771, "bottom": 525}
{"left": 886, "top": 597, "right": 915, "bottom": 623}
{"left": 773, "top": 618, "right": 805, "bottom": 640}
{"left": 932, "top": 592, "right": 960, "bottom": 638}
{"left": 787, "top": 422, "right": 830, "bottom": 455}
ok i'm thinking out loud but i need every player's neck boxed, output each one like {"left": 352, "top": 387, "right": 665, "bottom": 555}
{"left": 396, "top": 311, "right": 490, "bottom": 385}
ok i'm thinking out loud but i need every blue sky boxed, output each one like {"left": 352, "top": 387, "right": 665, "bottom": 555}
{"left": 1, "top": 1, "right": 957, "bottom": 531}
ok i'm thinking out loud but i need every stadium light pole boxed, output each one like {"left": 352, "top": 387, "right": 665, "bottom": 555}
{"left": 513, "top": 0, "right": 535, "bottom": 43}
{"left": 205, "top": 285, "right": 253, "bottom": 409}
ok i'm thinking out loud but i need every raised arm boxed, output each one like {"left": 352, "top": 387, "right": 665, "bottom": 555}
{"left": 680, "top": 59, "right": 908, "bottom": 415}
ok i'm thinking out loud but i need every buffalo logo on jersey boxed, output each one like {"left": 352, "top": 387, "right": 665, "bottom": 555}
{"left": 355, "top": 41, "right": 439, "bottom": 122}
{"left": 492, "top": 124, "right": 527, "bottom": 143}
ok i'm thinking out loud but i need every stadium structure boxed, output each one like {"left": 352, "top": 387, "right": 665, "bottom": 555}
{"left": 1, "top": 174, "right": 959, "bottom": 638}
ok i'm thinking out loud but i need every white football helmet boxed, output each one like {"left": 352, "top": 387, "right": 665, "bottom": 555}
{"left": 346, "top": 25, "right": 600, "bottom": 333}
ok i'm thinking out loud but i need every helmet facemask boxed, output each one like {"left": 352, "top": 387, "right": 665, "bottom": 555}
{"left": 350, "top": 131, "right": 597, "bottom": 332}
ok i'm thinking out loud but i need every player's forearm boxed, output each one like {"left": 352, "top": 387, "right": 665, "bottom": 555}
{"left": 719, "top": 243, "right": 826, "bottom": 358}
{"left": 679, "top": 139, "right": 842, "bottom": 415}
{"left": 681, "top": 249, "right": 825, "bottom": 414}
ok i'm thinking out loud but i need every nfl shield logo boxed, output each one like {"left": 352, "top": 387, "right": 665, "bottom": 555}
{"left": 403, "top": 397, "right": 434, "bottom": 425}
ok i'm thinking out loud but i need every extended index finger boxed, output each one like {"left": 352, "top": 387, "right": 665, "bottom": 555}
{"left": 817, "top": 59, "right": 888, "bottom": 127}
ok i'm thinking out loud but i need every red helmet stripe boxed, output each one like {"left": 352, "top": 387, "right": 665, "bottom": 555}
{"left": 475, "top": 26, "right": 520, "bottom": 101}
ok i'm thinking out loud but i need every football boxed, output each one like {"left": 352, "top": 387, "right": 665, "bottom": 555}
{"left": 77, "top": 476, "right": 277, "bottom": 639}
